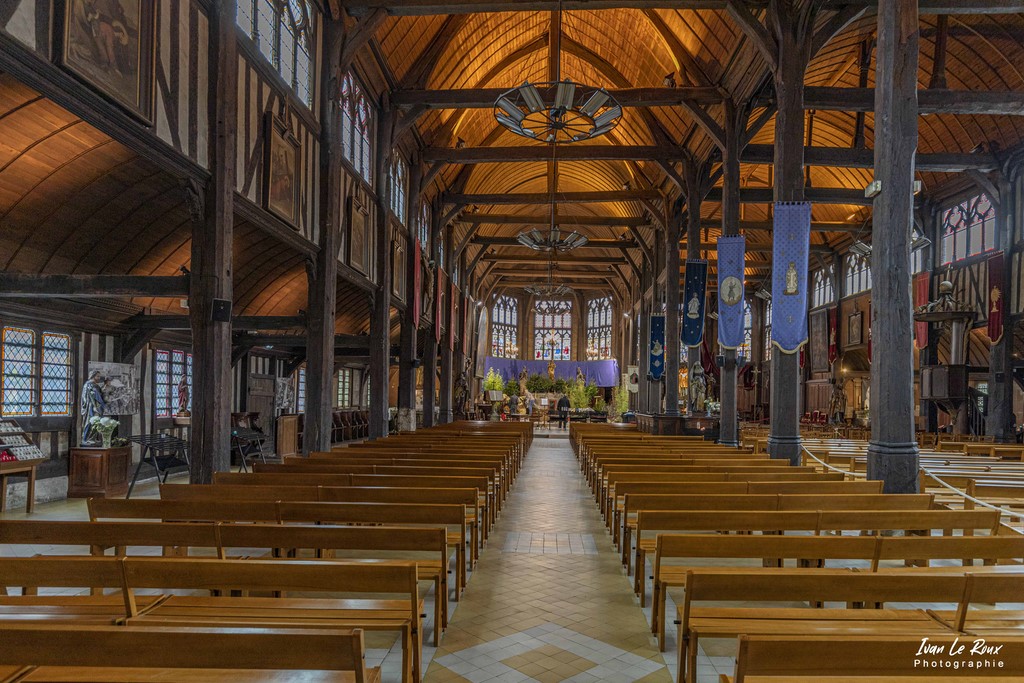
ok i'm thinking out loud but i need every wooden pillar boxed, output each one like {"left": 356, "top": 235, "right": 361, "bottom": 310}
{"left": 368, "top": 107, "right": 395, "bottom": 439}
{"left": 866, "top": 0, "right": 920, "bottom": 492}
{"left": 304, "top": 18, "right": 344, "bottom": 454}
{"left": 397, "top": 162, "right": 423, "bottom": 433}
{"left": 767, "top": 10, "right": 811, "bottom": 466}
{"left": 986, "top": 175, "right": 1016, "bottom": 442}
{"left": 664, "top": 203, "right": 682, "bottom": 416}
{"left": 452, "top": 251, "right": 467, "bottom": 418}
{"left": 422, "top": 209, "right": 441, "bottom": 427}
{"left": 187, "top": 0, "right": 236, "bottom": 482}
{"left": 438, "top": 226, "right": 455, "bottom": 424}
{"left": 719, "top": 99, "right": 742, "bottom": 446}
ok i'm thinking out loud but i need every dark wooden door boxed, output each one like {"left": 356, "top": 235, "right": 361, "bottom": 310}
{"left": 248, "top": 374, "right": 277, "bottom": 451}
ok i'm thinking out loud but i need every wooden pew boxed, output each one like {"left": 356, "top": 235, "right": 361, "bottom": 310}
{"left": 725, "top": 634, "right": 1024, "bottom": 682}
{"left": 678, "top": 570, "right": 967, "bottom": 683}
{"left": 0, "top": 624, "right": 378, "bottom": 682}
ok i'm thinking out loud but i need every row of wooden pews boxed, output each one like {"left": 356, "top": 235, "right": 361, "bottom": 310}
{"left": 0, "top": 420, "right": 530, "bottom": 683}
{"left": 572, "top": 423, "right": 1024, "bottom": 683}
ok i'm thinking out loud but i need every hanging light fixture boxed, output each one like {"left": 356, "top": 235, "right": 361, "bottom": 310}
{"left": 515, "top": 150, "right": 589, "bottom": 252}
{"left": 493, "top": 2, "right": 622, "bottom": 143}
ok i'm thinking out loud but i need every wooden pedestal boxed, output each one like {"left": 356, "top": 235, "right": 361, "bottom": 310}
{"left": 276, "top": 415, "right": 299, "bottom": 458}
{"left": 68, "top": 446, "right": 131, "bottom": 498}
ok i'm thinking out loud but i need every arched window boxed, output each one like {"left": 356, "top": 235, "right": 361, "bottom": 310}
{"left": 417, "top": 204, "right": 430, "bottom": 247}
{"left": 236, "top": 0, "right": 315, "bottom": 106}
{"left": 491, "top": 296, "right": 518, "bottom": 358}
{"left": 941, "top": 193, "right": 996, "bottom": 264}
{"left": 389, "top": 155, "right": 408, "bottom": 225}
{"left": 844, "top": 253, "right": 872, "bottom": 296}
{"left": 738, "top": 299, "right": 753, "bottom": 360}
{"left": 586, "top": 297, "right": 613, "bottom": 360}
{"left": 811, "top": 266, "right": 835, "bottom": 309}
{"left": 339, "top": 73, "right": 374, "bottom": 182}
{"left": 534, "top": 300, "right": 573, "bottom": 360}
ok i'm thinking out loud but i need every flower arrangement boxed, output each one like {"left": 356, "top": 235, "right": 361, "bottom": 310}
{"left": 89, "top": 416, "right": 119, "bottom": 448}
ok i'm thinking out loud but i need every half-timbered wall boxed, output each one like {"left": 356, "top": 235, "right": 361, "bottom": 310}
{"left": 154, "top": 0, "right": 210, "bottom": 167}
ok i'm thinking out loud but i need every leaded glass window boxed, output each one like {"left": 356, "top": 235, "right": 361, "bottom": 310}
{"left": 297, "top": 366, "right": 307, "bottom": 413}
{"left": 534, "top": 300, "right": 573, "bottom": 361}
{"left": 340, "top": 73, "right": 374, "bottom": 182}
{"left": 811, "top": 266, "right": 835, "bottom": 309}
{"left": 738, "top": 300, "right": 752, "bottom": 360}
{"left": 844, "top": 253, "right": 872, "bottom": 296}
{"left": 491, "top": 296, "right": 518, "bottom": 358}
{"left": 389, "top": 155, "right": 408, "bottom": 225}
{"left": 586, "top": 297, "right": 613, "bottom": 360}
{"left": 40, "top": 333, "right": 72, "bottom": 416}
{"left": 418, "top": 204, "right": 430, "bottom": 247}
{"left": 155, "top": 348, "right": 192, "bottom": 419}
{"left": 0, "top": 328, "right": 74, "bottom": 418}
{"left": 763, "top": 300, "right": 772, "bottom": 362}
{"left": 337, "top": 368, "right": 352, "bottom": 407}
{"left": 236, "top": 0, "right": 315, "bottom": 106}
{"left": 1, "top": 327, "right": 35, "bottom": 417}
{"left": 941, "top": 193, "right": 997, "bottom": 264}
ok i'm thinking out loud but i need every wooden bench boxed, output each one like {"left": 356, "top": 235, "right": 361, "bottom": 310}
{"left": 724, "top": 634, "right": 1024, "bottom": 682}
{"left": 678, "top": 570, "right": 967, "bottom": 683}
{"left": 0, "top": 624, "right": 378, "bottom": 682}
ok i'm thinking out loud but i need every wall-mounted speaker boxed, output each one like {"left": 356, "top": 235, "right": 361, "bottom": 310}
{"left": 212, "top": 299, "right": 232, "bottom": 322}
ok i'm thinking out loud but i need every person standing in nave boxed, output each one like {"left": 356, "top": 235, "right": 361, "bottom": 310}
{"left": 556, "top": 393, "right": 570, "bottom": 430}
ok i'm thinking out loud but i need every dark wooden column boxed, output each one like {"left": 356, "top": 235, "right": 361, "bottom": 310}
{"left": 986, "top": 174, "right": 1016, "bottom": 442}
{"left": 397, "top": 162, "right": 423, "bottom": 432}
{"left": 452, "top": 250, "right": 467, "bottom": 416}
{"left": 719, "top": 99, "right": 743, "bottom": 446}
{"left": 766, "top": 7, "right": 811, "bottom": 466}
{"left": 304, "top": 18, "right": 344, "bottom": 454}
{"left": 188, "top": 0, "right": 236, "bottom": 482}
{"left": 866, "top": 0, "right": 920, "bottom": 492}
{"left": 438, "top": 226, "right": 455, "bottom": 423}
{"left": 368, "top": 107, "right": 395, "bottom": 439}
{"left": 664, "top": 203, "right": 682, "bottom": 416}
{"left": 422, "top": 208, "right": 440, "bottom": 427}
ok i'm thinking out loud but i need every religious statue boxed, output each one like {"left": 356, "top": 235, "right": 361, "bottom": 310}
{"left": 686, "top": 292, "right": 701, "bottom": 319}
{"left": 576, "top": 366, "right": 586, "bottom": 384}
{"left": 917, "top": 280, "right": 970, "bottom": 314}
{"left": 518, "top": 367, "right": 529, "bottom": 395}
{"left": 784, "top": 262, "right": 799, "bottom": 295}
{"left": 176, "top": 375, "right": 191, "bottom": 417}
{"left": 689, "top": 362, "right": 707, "bottom": 415}
{"left": 547, "top": 359, "right": 555, "bottom": 382}
{"left": 517, "top": 395, "right": 527, "bottom": 415}
{"left": 828, "top": 380, "right": 848, "bottom": 424}
{"left": 80, "top": 370, "right": 107, "bottom": 446}
{"left": 454, "top": 361, "right": 470, "bottom": 418}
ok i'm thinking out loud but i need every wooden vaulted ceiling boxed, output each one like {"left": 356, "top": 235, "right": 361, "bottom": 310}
{"left": 0, "top": 73, "right": 368, "bottom": 333}
{"left": 371, "top": 7, "right": 1024, "bottom": 295}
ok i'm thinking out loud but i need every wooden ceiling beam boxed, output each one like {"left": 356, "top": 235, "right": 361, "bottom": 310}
{"left": 741, "top": 144, "right": 998, "bottom": 172}
{"left": 393, "top": 86, "right": 722, "bottom": 110}
{"left": 234, "top": 334, "right": 371, "bottom": 349}
{"left": 702, "top": 187, "right": 873, "bottom": 205}
{"left": 804, "top": 87, "right": 1024, "bottom": 116}
{"left": 423, "top": 145, "right": 687, "bottom": 163}
{"left": 698, "top": 219, "right": 862, "bottom": 233}
{"left": 457, "top": 213, "right": 649, "bottom": 227}
{"left": 126, "top": 315, "right": 307, "bottom": 330}
{"left": 482, "top": 255, "right": 627, "bottom": 264}
{"left": 0, "top": 274, "right": 189, "bottom": 298}
{"left": 473, "top": 237, "right": 638, "bottom": 247}
{"left": 344, "top": 0, "right": 1023, "bottom": 15}
{"left": 444, "top": 189, "right": 662, "bottom": 205}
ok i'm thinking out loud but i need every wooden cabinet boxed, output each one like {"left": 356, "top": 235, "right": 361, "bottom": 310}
{"left": 68, "top": 446, "right": 131, "bottom": 498}
{"left": 276, "top": 415, "right": 299, "bottom": 458}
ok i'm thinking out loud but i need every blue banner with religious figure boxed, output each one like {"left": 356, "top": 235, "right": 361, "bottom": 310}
{"left": 771, "top": 202, "right": 812, "bottom": 353}
{"left": 648, "top": 314, "right": 666, "bottom": 381}
{"left": 682, "top": 259, "right": 708, "bottom": 347}
{"left": 717, "top": 235, "right": 746, "bottom": 350}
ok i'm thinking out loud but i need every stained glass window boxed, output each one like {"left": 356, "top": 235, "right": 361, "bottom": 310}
{"left": 586, "top": 297, "right": 613, "bottom": 360}
{"left": 491, "top": 296, "right": 518, "bottom": 358}
{"left": 297, "top": 366, "right": 307, "bottom": 413}
{"left": 811, "top": 266, "right": 835, "bottom": 309}
{"left": 389, "top": 155, "right": 408, "bottom": 225}
{"left": 763, "top": 300, "right": 772, "bottom": 362}
{"left": 236, "top": 0, "right": 315, "bottom": 106}
{"left": 340, "top": 73, "right": 374, "bottom": 182}
{"left": 533, "top": 300, "right": 573, "bottom": 361}
{"left": 337, "top": 368, "right": 353, "bottom": 407}
{"left": 155, "top": 348, "right": 192, "bottom": 419}
{"left": 844, "top": 254, "right": 872, "bottom": 296}
{"left": 1, "top": 327, "right": 36, "bottom": 417}
{"left": 738, "top": 300, "right": 753, "bottom": 360}
{"left": 941, "top": 193, "right": 997, "bottom": 264}
{"left": 418, "top": 204, "right": 431, "bottom": 247}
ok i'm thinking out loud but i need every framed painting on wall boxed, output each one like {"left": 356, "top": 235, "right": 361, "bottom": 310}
{"left": 848, "top": 311, "right": 863, "bottom": 346}
{"left": 348, "top": 196, "right": 368, "bottom": 274}
{"left": 262, "top": 114, "right": 300, "bottom": 226}
{"left": 61, "top": 0, "right": 154, "bottom": 120}
{"left": 391, "top": 239, "right": 405, "bottom": 300}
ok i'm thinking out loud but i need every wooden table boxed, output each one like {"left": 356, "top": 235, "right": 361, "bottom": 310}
{"left": 0, "top": 460, "right": 38, "bottom": 513}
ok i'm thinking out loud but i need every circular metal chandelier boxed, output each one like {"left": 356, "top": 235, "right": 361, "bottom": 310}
{"left": 516, "top": 225, "right": 589, "bottom": 252}
{"left": 525, "top": 283, "right": 572, "bottom": 298}
{"left": 494, "top": 80, "right": 623, "bottom": 143}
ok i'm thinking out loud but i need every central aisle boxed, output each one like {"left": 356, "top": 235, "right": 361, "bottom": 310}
{"left": 424, "top": 436, "right": 672, "bottom": 683}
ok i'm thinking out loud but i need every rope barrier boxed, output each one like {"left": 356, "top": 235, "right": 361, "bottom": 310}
{"left": 800, "top": 446, "right": 868, "bottom": 479}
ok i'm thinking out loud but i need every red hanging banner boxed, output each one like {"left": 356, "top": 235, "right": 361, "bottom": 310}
{"left": 827, "top": 307, "right": 838, "bottom": 366}
{"left": 449, "top": 281, "right": 459, "bottom": 351}
{"left": 435, "top": 269, "right": 445, "bottom": 344}
{"left": 988, "top": 252, "right": 1005, "bottom": 343}
{"left": 914, "top": 273, "right": 930, "bottom": 350}
{"left": 412, "top": 240, "right": 422, "bottom": 326}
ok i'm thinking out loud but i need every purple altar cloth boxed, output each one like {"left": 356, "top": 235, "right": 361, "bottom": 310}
{"left": 483, "top": 357, "right": 621, "bottom": 387}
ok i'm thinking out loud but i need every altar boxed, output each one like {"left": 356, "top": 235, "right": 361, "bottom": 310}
{"left": 635, "top": 413, "right": 720, "bottom": 440}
